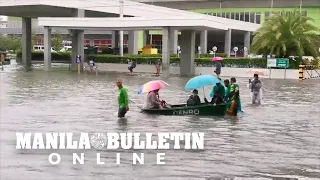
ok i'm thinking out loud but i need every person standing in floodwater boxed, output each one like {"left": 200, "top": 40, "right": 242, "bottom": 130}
{"left": 116, "top": 79, "right": 129, "bottom": 118}
{"left": 214, "top": 61, "right": 222, "bottom": 78}
{"left": 227, "top": 77, "right": 240, "bottom": 116}
{"left": 155, "top": 60, "right": 161, "bottom": 76}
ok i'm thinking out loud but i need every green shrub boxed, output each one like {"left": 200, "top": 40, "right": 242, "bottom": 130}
{"left": 17, "top": 51, "right": 306, "bottom": 68}
{"left": 16, "top": 51, "right": 71, "bottom": 61}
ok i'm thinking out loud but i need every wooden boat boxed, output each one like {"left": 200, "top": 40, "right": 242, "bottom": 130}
{"left": 141, "top": 103, "right": 226, "bottom": 116}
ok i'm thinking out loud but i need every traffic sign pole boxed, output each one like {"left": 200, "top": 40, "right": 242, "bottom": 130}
{"left": 233, "top": 47, "right": 238, "bottom": 58}
{"left": 212, "top": 46, "right": 217, "bottom": 57}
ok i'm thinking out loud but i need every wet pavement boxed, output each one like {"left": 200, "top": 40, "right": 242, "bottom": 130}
{"left": 0, "top": 66, "right": 319, "bottom": 180}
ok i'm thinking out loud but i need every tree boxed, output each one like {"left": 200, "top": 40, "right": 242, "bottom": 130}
{"left": 0, "top": 35, "right": 22, "bottom": 51}
{"left": 51, "top": 33, "right": 65, "bottom": 52}
{"left": 251, "top": 10, "right": 320, "bottom": 58}
{"left": 32, "top": 32, "right": 39, "bottom": 48}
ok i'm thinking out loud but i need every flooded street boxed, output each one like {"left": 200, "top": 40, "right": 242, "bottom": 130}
{"left": 0, "top": 67, "right": 319, "bottom": 180}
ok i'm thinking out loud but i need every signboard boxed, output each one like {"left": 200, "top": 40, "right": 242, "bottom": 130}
{"left": 212, "top": 46, "right": 217, "bottom": 52}
{"left": 244, "top": 47, "right": 247, "bottom": 52}
{"left": 76, "top": 55, "right": 81, "bottom": 64}
{"left": 267, "top": 58, "right": 289, "bottom": 68}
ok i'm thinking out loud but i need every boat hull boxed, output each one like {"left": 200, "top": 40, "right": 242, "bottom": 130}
{"left": 141, "top": 103, "right": 226, "bottom": 116}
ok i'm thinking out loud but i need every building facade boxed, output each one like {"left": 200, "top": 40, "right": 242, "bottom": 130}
{"left": 0, "top": 0, "right": 319, "bottom": 54}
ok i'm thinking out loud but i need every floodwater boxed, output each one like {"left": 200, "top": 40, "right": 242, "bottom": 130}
{"left": 0, "top": 65, "right": 319, "bottom": 180}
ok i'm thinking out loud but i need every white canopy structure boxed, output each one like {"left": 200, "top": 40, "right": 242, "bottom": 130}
{"left": 0, "top": 0, "right": 259, "bottom": 77}
{"left": 0, "top": 0, "right": 260, "bottom": 31}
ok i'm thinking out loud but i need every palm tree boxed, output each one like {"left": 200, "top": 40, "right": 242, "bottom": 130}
{"left": 251, "top": 10, "right": 320, "bottom": 58}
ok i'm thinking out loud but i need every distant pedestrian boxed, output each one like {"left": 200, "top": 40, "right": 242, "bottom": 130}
{"left": 128, "top": 59, "right": 136, "bottom": 75}
{"left": 155, "top": 59, "right": 161, "bottom": 76}
{"left": 214, "top": 61, "right": 222, "bottom": 78}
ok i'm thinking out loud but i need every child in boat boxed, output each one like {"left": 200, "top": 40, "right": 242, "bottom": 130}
{"left": 205, "top": 81, "right": 225, "bottom": 104}
{"left": 187, "top": 89, "right": 201, "bottom": 106}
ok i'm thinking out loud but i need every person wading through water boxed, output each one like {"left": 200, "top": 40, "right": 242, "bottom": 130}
{"left": 250, "top": 74, "right": 262, "bottom": 105}
{"left": 227, "top": 77, "right": 240, "bottom": 116}
{"left": 116, "top": 79, "right": 129, "bottom": 118}
{"left": 214, "top": 61, "right": 222, "bottom": 78}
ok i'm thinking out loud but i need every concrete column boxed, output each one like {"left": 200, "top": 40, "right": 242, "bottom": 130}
{"left": 180, "top": 30, "right": 196, "bottom": 76}
{"left": 224, "top": 28, "right": 232, "bottom": 58}
{"left": 112, "top": 30, "right": 119, "bottom": 48}
{"left": 71, "top": 30, "right": 84, "bottom": 71}
{"left": 142, "top": 30, "right": 148, "bottom": 47}
{"left": 200, "top": 30, "right": 208, "bottom": 54}
{"left": 22, "top": 17, "right": 32, "bottom": 70}
{"left": 70, "top": 8, "right": 85, "bottom": 71}
{"left": 119, "top": 30, "right": 124, "bottom": 56}
{"left": 169, "top": 28, "right": 178, "bottom": 54}
{"left": 44, "top": 26, "right": 51, "bottom": 71}
{"left": 128, "top": 30, "right": 138, "bottom": 54}
{"left": 161, "top": 27, "right": 170, "bottom": 78}
{"left": 244, "top": 31, "right": 251, "bottom": 56}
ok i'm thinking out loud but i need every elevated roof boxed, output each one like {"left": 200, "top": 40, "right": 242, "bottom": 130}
{"left": 0, "top": 0, "right": 260, "bottom": 32}
{"left": 38, "top": 16, "right": 229, "bottom": 31}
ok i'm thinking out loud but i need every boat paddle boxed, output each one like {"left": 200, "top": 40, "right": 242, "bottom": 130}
{"left": 129, "top": 100, "right": 143, "bottom": 109}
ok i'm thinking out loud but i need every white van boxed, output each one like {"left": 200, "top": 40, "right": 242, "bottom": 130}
{"left": 33, "top": 45, "right": 56, "bottom": 52}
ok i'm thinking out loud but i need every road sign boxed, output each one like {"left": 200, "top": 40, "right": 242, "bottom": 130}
{"left": 233, "top": 47, "right": 238, "bottom": 52}
{"left": 76, "top": 55, "right": 81, "bottom": 64}
{"left": 267, "top": 58, "right": 289, "bottom": 68}
{"left": 212, "top": 46, "right": 217, "bottom": 52}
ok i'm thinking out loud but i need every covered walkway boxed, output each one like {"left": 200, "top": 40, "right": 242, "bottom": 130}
{"left": 0, "top": 0, "right": 260, "bottom": 76}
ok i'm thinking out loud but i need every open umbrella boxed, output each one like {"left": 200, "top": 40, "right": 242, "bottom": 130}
{"left": 185, "top": 74, "right": 221, "bottom": 90}
{"left": 137, "top": 80, "right": 169, "bottom": 94}
{"left": 247, "top": 69, "right": 266, "bottom": 76}
{"left": 211, "top": 57, "right": 224, "bottom": 62}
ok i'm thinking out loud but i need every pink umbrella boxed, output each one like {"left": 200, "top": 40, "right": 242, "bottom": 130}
{"left": 211, "top": 57, "right": 224, "bottom": 62}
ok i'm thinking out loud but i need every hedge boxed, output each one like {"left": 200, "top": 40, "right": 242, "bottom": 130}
{"left": 16, "top": 51, "right": 227, "bottom": 59}
{"left": 16, "top": 51, "right": 308, "bottom": 69}
{"left": 16, "top": 51, "right": 72, "bottom": 61}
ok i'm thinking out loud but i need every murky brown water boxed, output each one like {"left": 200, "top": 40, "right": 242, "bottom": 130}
{"left": 0, "top": 66, "right": 319, "bottom": 180}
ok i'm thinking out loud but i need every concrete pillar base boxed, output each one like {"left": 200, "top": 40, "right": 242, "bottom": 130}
{"left": 128, "top": 31, "right": 138, "bottom": 54}
{"left": 44, "top": 26, "right": 51, "bottom": 71}
{"left": 142, "top": 30, "right": 148, "bottom": 47}
{"left": 71, "top": 30, "right": 84, "bottom": 72}
{"left": 180, "top": 30, "right": 195, "bottom": 76}
{"left": 200, "top": 30, "right": 208, "bottom": 54}
{"left": 244, "top": 31, "right": 251, "bottom": 57}
{"left": 224, "top": 29, "right": 232, "bottom": 58}
{"left": 169, "top": 28, "right": 178, "bottom": 54}
{"left": 22, "top": 17, "right": 32, "bottom": 71}
{"left": 162, "top": 27, "right": 170, "bottom": 78}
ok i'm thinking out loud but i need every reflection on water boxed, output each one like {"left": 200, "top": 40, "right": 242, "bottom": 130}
{"left": 0, "top": 68, "right": 320, "bottom": 180}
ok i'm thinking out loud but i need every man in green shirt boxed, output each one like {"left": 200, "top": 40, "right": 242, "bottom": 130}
{"left": 227, "top": 77, "right": 240, "bottom": 116}
{"left": 116, "top": 79, "right": 129, "bottom": 118}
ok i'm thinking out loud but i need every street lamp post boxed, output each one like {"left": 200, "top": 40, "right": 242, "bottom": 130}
{"left": 119, "top": 0, "right": 124, "bottom": 56}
